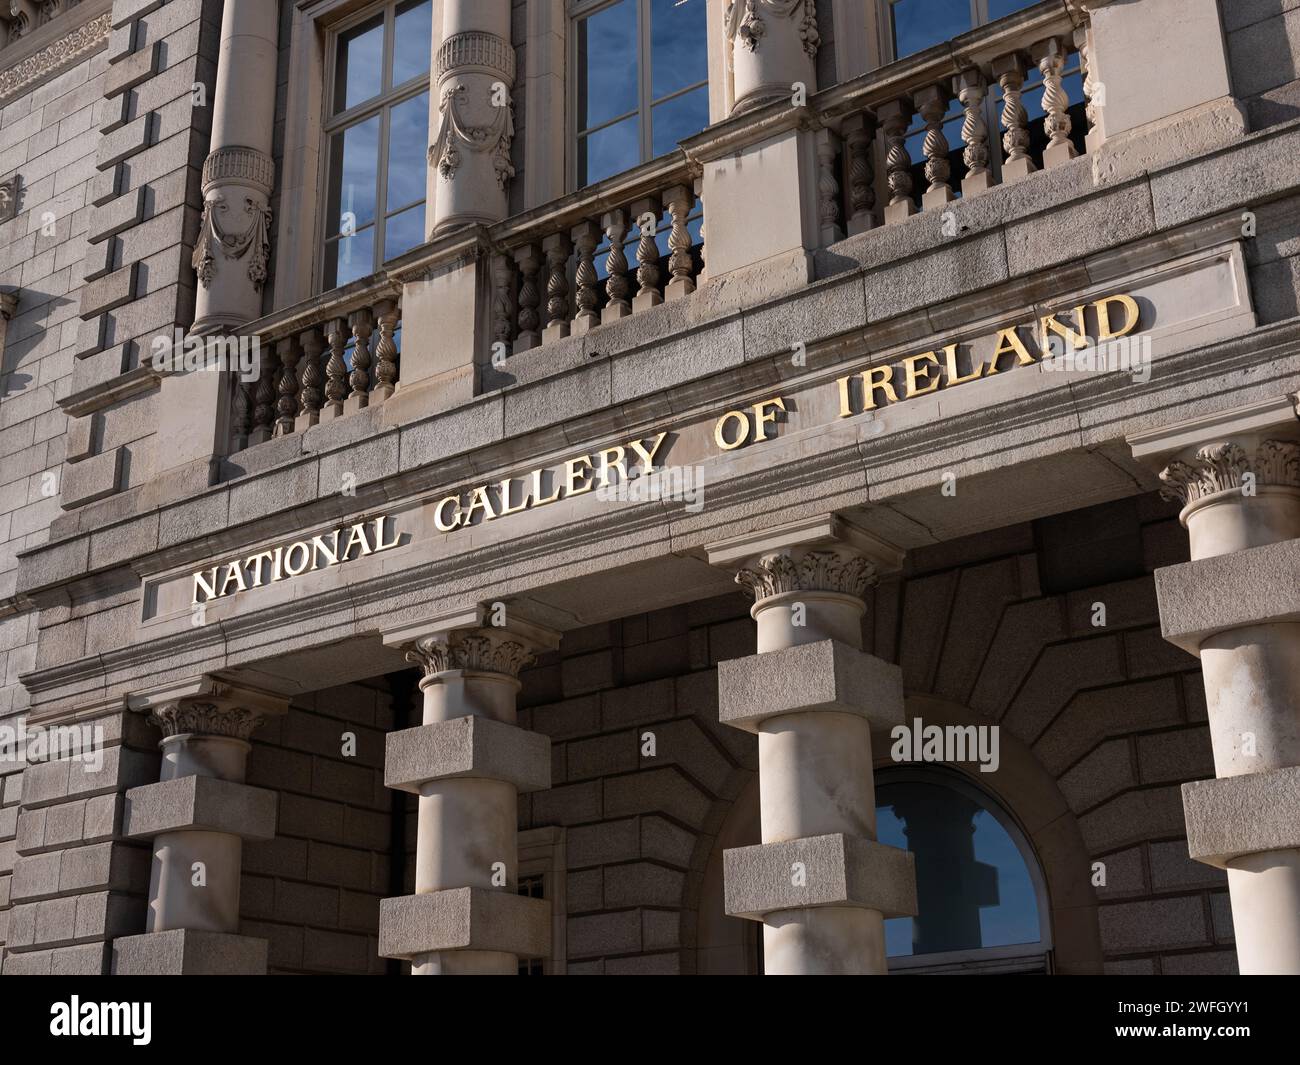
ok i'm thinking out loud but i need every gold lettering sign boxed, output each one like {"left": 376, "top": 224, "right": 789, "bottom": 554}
{"left": 192, "top": 515, "right": 400, "bottom": 604}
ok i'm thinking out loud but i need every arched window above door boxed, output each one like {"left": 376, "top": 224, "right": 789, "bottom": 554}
{"left": 875, "top": 766, "right": 1053, "bottom": 973}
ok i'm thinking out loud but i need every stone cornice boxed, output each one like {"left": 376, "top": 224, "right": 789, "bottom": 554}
{"left": 0, "top": 0, "right": 111, "bottom": 107}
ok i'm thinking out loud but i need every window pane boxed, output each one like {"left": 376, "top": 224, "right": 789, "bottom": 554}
{"left": 988, "top": 0, "right": 1040, "bottom": 19}
{"left": 890, "top": 0, "right": 971, "bottom": 60}
{"left": 577, "top": 0, "right": 638, "bottom": 132}
{"left": 578, "top": 115, "right": 639, "bottom": 186}
{"left": 387, "top": 91, "right": 430, "bottom": 212}
{"left": 334, "top": 14, "right": 384, "bottom": 113}
{"left": 393, "top": 0, "right": 433, "bottom": 87}
{"left": 876, "top": 779, "right": 1041, "bottom": 958}
{"left": 650, "top": 84, "right": 708, "bottom": 156}
{"left": 326, "top": 116, "right": 381, "bottom": 236}
{"left": 384, "top": 203, "right": 425, "bottom": 262}
{"left": 324, "top": 226, "right": 376, "bottom": 289}
{"left": 651, "top": 0, "right": 707, "bottom": 99}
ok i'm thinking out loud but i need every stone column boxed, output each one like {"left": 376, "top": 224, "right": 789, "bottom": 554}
{"left": 724, "top": 0, "right": 820, "bottom": 115}
{"left": 707, "top": 516, "right": 917, "bottom": 974}
{"left": 112, "top": 679, "right": 288, "bottom": 975}
{"left": 190, "top": 0, "right": 278, "bottom": 335}
{"left": 429, "top": 0, "right": 516, "bottom": 234}
{"left": 1131, "top": 396, "right": 1300, "bottom": 975}
{"left": 379, "top": 608, "right": 558, "bottom": 974}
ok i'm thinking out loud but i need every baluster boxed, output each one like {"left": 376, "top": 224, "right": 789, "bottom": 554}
{"left": 274, "top": 336, "right": 299, "bottom": 437}
{"left": 841, "top": 112, "right": 876, "bottom": 236}
{"left": 993, "top": 53, "right": 1036, "bottom": 182}
{"left": 662, "top": 184, "right": 697, "bottom": 300}
{"left": 879, "top": 98, "right": 915, "bottom": 224}
{"left": 954, "top": 69, "right": 991, "bottom": 197}
{"left": 513, "top": 243, "right": 542, "bottom": 352}
{"left": 541, "top": 231, "right": 572, "bottom": 343}
{"left": 324, "top": 316, "right": 349, "bottom": 418}
{"left": 811, "top": 131, "right": 843, "bottom": 246}
{"left": 630, "top": 195, "right": 662, "bottom": 312}
{"left": 490, "top": 253, "right": 514, "bottom": 357}
{"left": 347, "top": 308, "right": 372, "bottom": 411}
{"left": 250, "top": 355, "right": 276, "bottom": 445}
{"left": 570, "top": 221, "right": 601, "bottom": 334}
{"left": 371, "top": 298, "right": 399, "bottom": 402}
{"left": 1034, "top": 36, "right": 1077, "bottom": 168}
{"left": 233, "top": 377, "right": 254, "bottom": 450}
{"left": 296, "top": 326, "right": 325, "bottom": 431}
{"left": 915, "top": 85, "right": 953, "bottom": 210}
{"left": 601, "top": 208, "right": 632, "bottom": 323}
{"left": 1074, "top": 24, "right": 1101, "bottom": 154}
{"left": 695, "top": 175, "right": 706, "bottom": 283}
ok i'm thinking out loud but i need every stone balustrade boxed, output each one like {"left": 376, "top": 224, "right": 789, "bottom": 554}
{"left": 235, "top": 279, "right": 403, "bottom": 450}
{"left": 491, "top": 154, "right": 704, "bottom": 354}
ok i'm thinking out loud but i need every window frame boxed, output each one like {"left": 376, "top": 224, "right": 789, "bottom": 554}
{"left": 875, "top": 765, "right": 1055, "bottom": 974}
{"left": 316, "top": 0, "right": 432, "bottom": 293}
{"left": 567, "top": 0, "right": 710, "bottom": 192}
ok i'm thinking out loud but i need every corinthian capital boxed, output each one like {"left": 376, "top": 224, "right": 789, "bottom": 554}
{"left": 1159, "top": 440, "right": 1300, "bottom": 506}
{"left": 735, "top": 548, "right": 878, "bottom": 602}
{"left": 150, "top": 700, "right": 265, "bottom": 740}
{"left": 404, "top": 629, "right": 536, "bottom": 679}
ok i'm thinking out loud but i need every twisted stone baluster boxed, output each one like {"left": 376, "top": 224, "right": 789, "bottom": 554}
{"left": 631, "top": 196, "right": 662, "bottom": 312}
{"left": 490, "top": 253, "right": 514, "bottom": 355}
{"left": 879, "top": 98, "right": 915, "bottom": 223}
{"left": 324, "top": 317, "right": 348, "bottom": 417}
{"left": 954, "top": 69, "right": 990, "bottom": 197}
{"left": 601, "top": 208, "right": 631, "bottom": 323}
{"left": 663, "top": 184, "right": 697, "bottom": 300}
{"left": 346, "top": 310, "right": 372, "bottom": 409}
{"left": 274, "top": 337, "right": 299, "bottom": 437}
{"left": 841, "top": 113, "right": 875, "bottom": 235}
{"left": 994, "top": 54, "right": 1036, "bottom": 182}
{"left": 915, "top": 85, "right": 953, "bottom": 209}
{"left": 233, "top": 377, "right": 254, "bottom": 449}
{"left": 371, "top": 298, "right": 399, "bottom": 402}
{"left": 513, "top": 244, "right": 541, "bottom": 351}
{"left": 296, "top": 326, "right": 324, "bottom": 429}
{"left": 251, "top": 356, "right": 276, "bottom": 445}
{"left": 571, "top": 221, "right": 601, "bottom": 334}
{"left": 814, "top": 131, "right": 843, "bottom": 245}
{"left": 542, "top": 231, "right": 571, "bottom": 342}
{"left": 1035, "top": 36, "right": 1077, "bottom": 167}
{"left": 1074, "top": 24, "right": 1099, "bottom": 151}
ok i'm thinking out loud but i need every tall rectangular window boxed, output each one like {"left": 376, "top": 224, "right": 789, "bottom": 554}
{"left": 573, "top": 0, "right": 708, "bottom": 188}
{"left": 887, "top": 0, "right": 1039, "bottom": 60}
{"left": 322, "top": 0, "right": 433, "bottom": 291}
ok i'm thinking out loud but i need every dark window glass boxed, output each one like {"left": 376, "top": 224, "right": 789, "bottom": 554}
{"left": 988, "top": 0, "right": 1040, "bottom": 19}
{"left": 392, "top": 0, "right": 433, "bottom": 86}
{"left": 890, "top": 0, "right": 971, "bottom": 60}
{"left": 386, "top": 91, "right": 430, "bottom": 212}
{"left": 578, "top": 0, "right": 639, "bottom": 131}
{"left": 326, "top": 116, "right": 381, "bottom": 237}
{"left": 650, "top": 0, "right": 707, "bottom": 98}
{"left": 334, "top": 15, "right": 384, "bottom": 113}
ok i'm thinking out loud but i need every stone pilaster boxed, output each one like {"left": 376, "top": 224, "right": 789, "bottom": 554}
{"left": 1130, "top": 396, "right": 1300, "bottom": 975}
{"left": 724, "top": 0, "right": 819, "bottom": 115}
{"left": 111, "top": 678, "right": 288, "bottom": 975}
{"left": 707, "top": 516, "right": 917, "bottom": 974}
{"left": 430, "top": 1, "right": 515, "bottom": 234}
{"left": 379, "top": 608, "right": 558, "bottom": 974}
{"left": 191, "top": 0, "right": 279, "bottom": 335}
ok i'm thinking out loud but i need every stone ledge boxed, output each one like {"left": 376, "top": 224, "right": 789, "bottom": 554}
{"left": 723, "top": 833, "right": 917, "bottom": 920}
{"left": 112, "top": 929, "right": 268, "bottom": 975}
{"left": 1155, "top": 537, "right": 1300, "bottom": 654}
{"left": 385, "top": 716, "right": 550, "bottom": 794}
{"left": 122, "top": 775, "right": 277, "bottom": 841}
{"left": 1183, "top": 766, "right": 1300, "bottom": 867}
{"left": 378, "top": 887, "right": 550, "bottom": 959}
{"left": 717, "top": 639, "right": 904, "bottom": 733}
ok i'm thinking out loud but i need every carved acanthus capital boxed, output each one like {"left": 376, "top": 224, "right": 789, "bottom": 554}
{"left": 735, "top": 548, "right": 879, "bottom": 602}
{"left": 1158, "top": 440, "right": 1300, "bottom": 506}
{"left": 150, "top": 699, "right": 264, "bottom": 741}
{"left": 405, "top": 628, "right": 536, "bottom": 679}
{"left": 724, "top": 0, "right": 819, "bottom": 57}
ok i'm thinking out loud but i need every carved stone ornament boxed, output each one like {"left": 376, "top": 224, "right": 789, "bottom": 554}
{"left": 1159, "top": 440, "right": 1300, "bottom": 506}
{"left": 192, "top": 193, "right": 272, "bottom": 290}
{"left": 405, "top": 630, "right": 536, "bottom": 679}
{"left": 150, "top": 700, "right": 264, "bottom": 741}
{"left": 0, "top": 7, "right": 106, "bottom": 106}
{"left": 429, "top": 82, "right": 515, "bottom": 190}
{"left": 0, "top": 173, "right": 20, "bottom": 223}
{"left": 735, "top": 549, "right": 878, "bottom": 602}
{"left": 723, "top": 0, "right": 819, "bottom": 58}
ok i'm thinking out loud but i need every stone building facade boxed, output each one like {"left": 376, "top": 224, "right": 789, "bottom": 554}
{"left": 0, "top": 0, "right": 1297, "bottom": 975}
